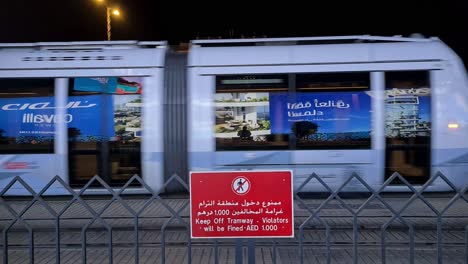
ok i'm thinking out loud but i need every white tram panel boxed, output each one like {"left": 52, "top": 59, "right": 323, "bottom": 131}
{"left": 188, "top": 36, "right": 376, "bottom": 191}
{"left": 188, "top": 35, "right": 468, "bottom": 192}
{"left": 0, "top": 41, "right": 167, "bottom": 194}
{"left": 430, "top": 54, "right": 468, "bottom": 189}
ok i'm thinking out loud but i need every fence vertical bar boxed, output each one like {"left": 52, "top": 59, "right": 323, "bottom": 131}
{"left": 409, "top": 227, "right": 414, "bottom": 264}
{"left": 29, "top": 230, "right": 34, "bottom": 264}
{"left": 272, "top": 239, "right": 277, "bottom": 264}
{"left": 437, "top": 216, "right": 443, "bottom": 264}
{"left": 187, "top": 230, "right": 192, "bottom": 264}
{"left": 247, "top": 239, "right": 255, "bottom": 264}
{"left": 465, "top": 226, "right": 468, "bottom": 264}
{"left": 56, "top": 219, "right": 61, "bottom": 264}
{"left": 214, "top": 240, "right": 219, "bottom": 264}
{"left": 353, "top": 216, "right": 358, "bottom": 264}
{"left": 235, "top": 239, "right": 243, "bottom": 264}
{"left": 3, "top": 231, "right": 8, "bottom": 264}
{"left": 326, "top": 225, "right": 331, "bottom": 264}
{"left": 134, "top": 217, "right": 139, "bottom": 264}
{"left": 108, "top": 229, "right": 113, "bottom": 264}
{"left": 381, "top": 230, "right": 386, "bottom": 264}
{"left": 299, "top": 228, "right": 304, "bottom": 264}
{"left": 82, "top": 231, "right": 87, "bottom": 264}
{"left": 161, "top": 229, "right": 166, "bottom": 264}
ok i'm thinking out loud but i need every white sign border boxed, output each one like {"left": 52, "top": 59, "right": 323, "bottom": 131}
{"left": 189, "top": 169, "right": 294, "bottom": 239}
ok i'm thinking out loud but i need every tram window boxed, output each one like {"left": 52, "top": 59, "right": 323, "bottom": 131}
{"left": 68, "top": 77, "right": 142, "bottom": 186}
{"left": 384, "top": 71, "right": 430, "bottom": 141}
{"left": 293, "top": 72, "right": 371, "bottom": 149}
{"left": 384, "top": 71, "right": 431, "bottom": 183}
{"left": 215, "top": 75, "right": 289, "bottom": 150}
{"left": 214, "top": 73, "right": 371, "bottom": 151}
{"left": 0, "top": 78, "right": 54, "bottom": 154}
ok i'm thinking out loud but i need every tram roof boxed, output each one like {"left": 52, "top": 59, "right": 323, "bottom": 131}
{"left": 188, "top": 35, "right": 460, "bottom": 67}
{"left": 0, "top": 41, "right": 167, "bottom": 70}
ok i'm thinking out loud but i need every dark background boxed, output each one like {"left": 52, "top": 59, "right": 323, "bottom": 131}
{"left": 1, "top": 0, "right": 467, "bottom": 64}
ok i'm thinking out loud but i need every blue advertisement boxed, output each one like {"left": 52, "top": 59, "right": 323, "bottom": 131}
{"left": 269, "top": 92, "right": 371, "bottom": 136}
{"left": 74, "top": 77, "right": 142, "bottom": 94}
{"left": 74, "top": 77, "right": 118, "bottom": 93}
{"left": 0, "top": 95, "right": 114, "bottom": 139}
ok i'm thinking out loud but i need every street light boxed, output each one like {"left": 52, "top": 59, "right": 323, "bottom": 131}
{"left": 96, "top": 0, "right": 121, "bottom": 41}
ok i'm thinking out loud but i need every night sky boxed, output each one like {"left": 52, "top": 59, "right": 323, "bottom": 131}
{"left": 1, "top": 0, "right": 467, "bottom": 64}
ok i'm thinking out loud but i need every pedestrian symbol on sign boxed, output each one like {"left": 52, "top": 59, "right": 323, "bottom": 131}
{"left": 232, "top": 176, "right": 250, "bottom": 195}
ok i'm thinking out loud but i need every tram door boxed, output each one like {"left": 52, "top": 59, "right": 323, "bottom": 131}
{"left": 67, "top": 77, "right": 142, "bottom": 187}
{"left": 384, "top": 71, "right": 431, "bottom": 184}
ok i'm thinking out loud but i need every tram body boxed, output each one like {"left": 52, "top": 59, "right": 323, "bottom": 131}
{"left": 0, "top": 41, "right": 166, "bottom": 194}
{"left": 0, "top": 35, "right": 467, "bottom": 194}
{"left": 187, "top": 36, "right": 468, "bottom": 192}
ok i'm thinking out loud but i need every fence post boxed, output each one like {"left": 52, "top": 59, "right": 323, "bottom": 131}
{"left": 235, "top": 239, "right": 243, "bottom": 264}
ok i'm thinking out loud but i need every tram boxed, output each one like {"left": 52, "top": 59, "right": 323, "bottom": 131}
{"left": 0, "top": 35, "right": 467, "bottom": 194}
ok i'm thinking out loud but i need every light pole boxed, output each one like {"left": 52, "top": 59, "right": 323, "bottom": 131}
{"left": 97, "top": 0, "right": 121, "bottom": 41}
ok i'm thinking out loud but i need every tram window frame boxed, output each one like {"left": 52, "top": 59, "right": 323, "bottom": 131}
{"left": 67, "top": 77, "right": 143, "bottom": 187}
{"left": 215, "top": 74, "right": 290, "bottom": 151}
{"left": 0, "top": 78, "right": 55, "bottom": 154}
{"left": 384, "top": 70, "right": 431, "bottom": 184}
{"left": 214, "top": 72, "right": 372, "bottom": 151}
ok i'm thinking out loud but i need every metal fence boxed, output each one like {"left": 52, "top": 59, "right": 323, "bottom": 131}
{"left": 0, "top": 172, "right": 467, "bottom": 264}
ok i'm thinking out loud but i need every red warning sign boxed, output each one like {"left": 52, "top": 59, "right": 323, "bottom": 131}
{"left": 190, "top": 170, "right": 294, "bottom": 238}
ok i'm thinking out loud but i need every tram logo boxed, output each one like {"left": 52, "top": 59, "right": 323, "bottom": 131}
{"left": 1, "top": 101, "right": 97, "bottom": 111}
